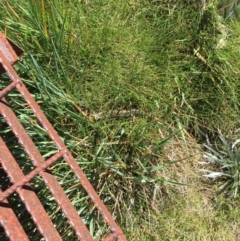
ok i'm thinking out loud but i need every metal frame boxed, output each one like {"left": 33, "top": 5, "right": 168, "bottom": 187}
{"left": 0, "top": 32, "right": 127, "bottom": 241}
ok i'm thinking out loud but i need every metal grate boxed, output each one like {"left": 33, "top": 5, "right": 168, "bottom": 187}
{"left": 0, "top": 32, "right": 127, "bottom": 241}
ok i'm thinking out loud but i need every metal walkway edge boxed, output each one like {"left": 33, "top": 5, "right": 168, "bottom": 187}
{"left": 0, "top": 32, "right": 127, "bottom": 241}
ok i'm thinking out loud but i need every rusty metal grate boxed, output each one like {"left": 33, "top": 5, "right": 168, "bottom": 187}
{"left": 0, "top": 32, "right": 127, "bottom": 241}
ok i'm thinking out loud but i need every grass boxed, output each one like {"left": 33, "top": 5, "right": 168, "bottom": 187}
{"left": 1, "top": 0, "right": 240, "bottom": 240}
{"left": 125, "top": 188, "right": 240, "bottom": 240}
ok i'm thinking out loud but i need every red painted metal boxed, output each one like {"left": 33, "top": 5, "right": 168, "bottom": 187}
{"left": 0, "top": 33, "right": 127, "bottom": 241}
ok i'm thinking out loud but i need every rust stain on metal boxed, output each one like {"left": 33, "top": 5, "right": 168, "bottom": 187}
{"left": 0, "top": 148, "right": 65, "bottom": 202}
{"left": 0, "top": 137, "right": 62, "bottom": 241}
{"left": 0, "top": 32, "right": 23, "bottom": 74}
{"left": 0, "top": 189, "right": 30, "bottom": 241}
{"left": 0, "top": 32, "right": 127, "bottom": 241}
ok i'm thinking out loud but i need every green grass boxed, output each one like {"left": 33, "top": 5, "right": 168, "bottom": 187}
{"left": 1, "top": 0, "right": 240, "bottom": 240}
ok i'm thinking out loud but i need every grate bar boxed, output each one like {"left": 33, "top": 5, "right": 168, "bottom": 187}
{"left": 0, "top": 137, "right": 62, "bottom": 241}
{"left": 0, "top": 189, "right": 30, "bottom": 241}
{"left": 0, "top": 149, "right": 65, "bottom": 202}
{"left": 103, "top": 232, "right": 122, "bottom": 241}
{"left": 0, "top": 80, "right": 20, "bottom": 99}
{"left": 0, "top": 98, "right": 94, "bottom": 241}
{"left": 0, "top": 32, "right": 19, "bottom": 66}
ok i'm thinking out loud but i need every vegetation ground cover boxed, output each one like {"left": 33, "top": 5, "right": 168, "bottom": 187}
{"left": 1, "top": 0, "right": 240, "bottom": 240}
